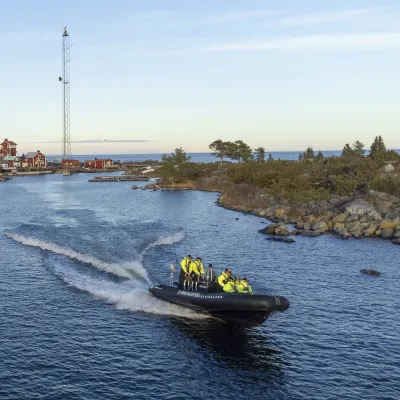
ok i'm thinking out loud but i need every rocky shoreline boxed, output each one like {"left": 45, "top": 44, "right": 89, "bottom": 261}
{"left": 144, "top": 181, "right": 400, "bottom": 245}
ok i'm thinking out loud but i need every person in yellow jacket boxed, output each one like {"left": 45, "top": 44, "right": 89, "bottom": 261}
{"left": 179, "top": 255, "right": 192, "bottom": 289}
{"left": 217, "top": 268, "right": 231, "bottom": 288}
{"left": 223, "top": 280, "right": 236, "bottom": 293}
{"left": 237, "top": 278, "right": 253, "bottom": 294}
{"left": 189, "top": 257, "right": 205, "bottom": 291}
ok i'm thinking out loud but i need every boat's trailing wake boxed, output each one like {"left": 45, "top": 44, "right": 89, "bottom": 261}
{"left": 53, "top": 264, "right": 204, "bottom": 319}
{"left": 5, "top": 233, "right": 147, "bottom": 280}
{"left": 5, "top": 231, "right": 205, "bottom": 319}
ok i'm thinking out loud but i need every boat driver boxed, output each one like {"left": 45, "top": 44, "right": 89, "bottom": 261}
{"left": 179, "top": 255, "right": 192, "bottom": 289}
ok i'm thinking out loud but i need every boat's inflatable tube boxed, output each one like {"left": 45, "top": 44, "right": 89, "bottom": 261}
{"left": 149, "top": 284, "right": 290, "bottom": 327}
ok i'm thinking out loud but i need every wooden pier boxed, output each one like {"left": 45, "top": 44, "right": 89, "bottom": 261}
{"left": 88, "top": 175, "right": 150, "bottom": 182}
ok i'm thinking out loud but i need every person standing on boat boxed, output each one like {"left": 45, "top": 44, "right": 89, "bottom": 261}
{"left": 179, "top": 255, "right": 192, "bottom": 288}
{"left": 237, "top": 278, "right": 253, "bottom": 294}
{"left": 189, "top": 257, "right": 205, "bottom": 290}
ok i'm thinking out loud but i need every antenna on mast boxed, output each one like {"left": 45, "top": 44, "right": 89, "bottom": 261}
{"left": 59, "top": 27, "right": 72, "bottom": 161}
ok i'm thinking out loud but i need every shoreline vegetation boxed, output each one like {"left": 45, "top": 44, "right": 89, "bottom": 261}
{"left": 143, "top": 136, "right": 400, "bottom": 245}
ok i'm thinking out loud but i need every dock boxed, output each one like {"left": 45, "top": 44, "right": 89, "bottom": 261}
{"left": 88, "top": 175, "right": 150, "bottom": 182}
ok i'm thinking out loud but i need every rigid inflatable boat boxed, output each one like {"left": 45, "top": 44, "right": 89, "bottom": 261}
{"left": 149, "top": 282, "right": 290, "bottom": 327}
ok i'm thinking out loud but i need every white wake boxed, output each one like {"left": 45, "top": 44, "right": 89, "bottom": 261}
{"left": 6, "top": 233, "right": 149, "bottom": 281}
{"left": 53, "top": 266, "right": 205, "bottom": 318}
{"left": 5, "top": 231, "right": 206, "bottom": 319}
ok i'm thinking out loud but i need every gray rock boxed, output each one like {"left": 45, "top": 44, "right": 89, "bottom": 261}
{"left": 311, "top": 220, "right": 329, "bottom": 232}
{"left": 392, "top": 238, "right": 400, "bottom": 244}
{"left": 375, "top": 201, "right": 393, "bottom": 215}
{"left": 352, "top": 231, "right": 363, "bottom": 238}
{"left": 360, "top": 269, "right": 381, "bottom": 276}
{"left": 380, "top": 164, "right": 395, "bottom": 174}
{"left": 346, "top": 221, "right": 362, "bottom": 233}
{"left": 367, "top": 190, "right": 399, "bottom": 203}
{"left": 296, "top": 220, "right": 305, "bottom": 229}
{"left": 300, "top": 230, "right": 321, "bottom": 237}
{"left": 259, "top": 211, "right": 266, "bottom": 217}
{"left": 344, "top": 199, "right": 380, "bottom": 219}
{"left": 380, "top": 228, "right": 394, "bottom": 238}
{"left": 333, "top": 222, "right": 345, "bottom": 233}
{"left": 394, "top": 227, "right": 400, "bottom": 238}
{"left": 332, "top": 212, "right": 349, "bottom": 223}
{"left": 303, "top": 222, "right": 311, "bottom": 230}
{"left": 275, "top": 225, "right": 291, "bottom": 236}
{"left": 363, "top": 222, "right": 380, "bottom": 236}
{"left": 340, "top": 231, "right": 352, "bottom": 239}
{"left": 345, "top": 214, "right": 359, "bottom": 222}
{"left": 290, "top": 229, "right": 299, "bottom": 235}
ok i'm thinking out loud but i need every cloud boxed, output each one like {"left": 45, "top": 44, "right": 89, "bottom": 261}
{"left": 0, "top": 31, "right": 58, "bottom": 45}
{"left": 124, "top": 9, "right": 280, "bottom": 30}
{"left": 34, "top": 139, "right": 151, "bottom": 144}
{"left": 202, "top": 33, "right": 400, "bottom": 52}
{"left": 124, "top": 7, "right": 385, "bottom": 30}
{"left": 279, "top": 8, "right": 381, "bottom": 27}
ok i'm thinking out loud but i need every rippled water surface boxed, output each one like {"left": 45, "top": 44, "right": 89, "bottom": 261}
{"left": 1, "top": 173, "right": 399, "bottom": 400}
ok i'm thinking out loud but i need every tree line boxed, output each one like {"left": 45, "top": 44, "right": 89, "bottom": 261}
{"left": 208, "top": 139, "right": 272, "bottom": 164}
{"left": 299, "top": 135, "right": 398, "bottom": 162}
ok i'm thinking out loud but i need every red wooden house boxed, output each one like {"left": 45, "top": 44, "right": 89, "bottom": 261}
{"left": 1, "top": 139, "right": 17, "bottom": 157}
{"left": 24, "top": 151, "right": 47, "bottom": 168}
{"left": 62, "top": 159, "right": 80, "bottom": 168}
{"left": 84, "top": 159, "right": 113, "bottom": 169}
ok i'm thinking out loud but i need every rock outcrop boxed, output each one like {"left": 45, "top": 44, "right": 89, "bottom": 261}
{"left": 360, "top": 269, "right": 381, "bottom": 276}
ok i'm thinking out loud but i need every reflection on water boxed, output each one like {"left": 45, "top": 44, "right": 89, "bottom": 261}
{"left": 168, "top": 318, "right": 285, "bottom": 383}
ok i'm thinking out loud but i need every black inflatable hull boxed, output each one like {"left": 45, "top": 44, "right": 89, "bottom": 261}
{"left": 149, "top": 285, "right": 290, "bottom": 327}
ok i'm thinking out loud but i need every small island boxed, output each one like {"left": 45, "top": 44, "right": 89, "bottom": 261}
{"left": 144, "top": 136, "right": 400, "bottom": 244}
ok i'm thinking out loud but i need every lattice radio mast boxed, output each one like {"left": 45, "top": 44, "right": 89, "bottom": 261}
{"left": 59, "top": 27, "right": 71, "bottom": 160}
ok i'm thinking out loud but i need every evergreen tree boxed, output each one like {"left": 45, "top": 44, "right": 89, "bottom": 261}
{"left": 225, "top": 140, "right": 253, "bottom": 162}
{"left": 316, "top": 150, "right": 324, "bottom": 160}
{"left": 370, "top": 135, "right": 387, "bottom": 161}
{"left": 298, "top": 153, "right": 303, "bottom": 161}
{"left": 267, "top": 153, "right": 274, "bottom": 162}
{"left": 353, "top": 140, "right": 365, "bottom": 157}
{"left": 302, "top": 147, "right": 315, "bottom": 160}
{"left": 255, "top": 147, "right": 266, "bottom": 164}
{"left": 160, "top": 147, "right": 192, "bottom": 182}
{"left": 209, "top": 139, "right": 228, "bottom": 165}
{"left": 341, "top": 143, "right": 355, "bottom": 158}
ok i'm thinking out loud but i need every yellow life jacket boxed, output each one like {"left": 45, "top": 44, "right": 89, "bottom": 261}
{"left": 218, "top": 272, "right": 228, "bottom": 287}
{"left": 189, "top": 260, "right": 204, "bottom": 276}
{"left": 237, "top": 281, "right": 253, "bottom": 294}
{"left": 180, "top": 257, "right": 191, "bottom": 273}
{"left": 223, "top": 281, "right": 236, "bottom": 293}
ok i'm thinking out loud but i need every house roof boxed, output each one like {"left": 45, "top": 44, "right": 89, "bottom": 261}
{"left": 2, "top": 140, "right": 17, "bottom": 145}
{"left": 2, "top": 156, "right": 20, "bottom": 161}
{"left": 25, "top": 152, "right": 44, "bottom": 158}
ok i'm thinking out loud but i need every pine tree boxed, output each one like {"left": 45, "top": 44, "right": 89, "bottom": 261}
{"left": 255, "top": 147, "right": 266, "bottom": 164}
{"left": 370, "top": 135, "right": 387, "bottom": 161}
{"left": 341, "top": 143, "right": 355, "bottom": 158}
{"left": 267, "top": 153, "right": 274, "bottom": 162}
{"left": 353, "top": 140, "right": 365, "bottom": 157}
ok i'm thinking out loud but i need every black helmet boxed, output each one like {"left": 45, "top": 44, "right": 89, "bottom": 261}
{"left": 208, "top": 264, "right": 213, "bottom": 267}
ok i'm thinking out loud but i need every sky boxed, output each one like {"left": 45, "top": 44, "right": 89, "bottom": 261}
{"left": 1, "top": 0, "right": 400, "bottom": 155}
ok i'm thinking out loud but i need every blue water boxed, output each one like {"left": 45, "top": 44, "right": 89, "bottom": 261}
{"left": 48, "top": 151, "right": 343, "bottom": 163}
{"left": 1, "top": 173, "right": 400, "bottom": 399}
